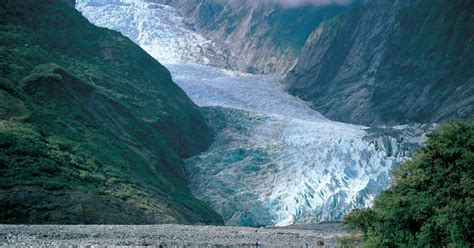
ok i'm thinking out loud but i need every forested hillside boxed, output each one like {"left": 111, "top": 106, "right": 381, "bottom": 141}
{"left": 0, "top": 0, "right": 222, "bottom": 224}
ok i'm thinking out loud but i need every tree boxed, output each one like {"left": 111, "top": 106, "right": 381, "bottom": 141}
{"left": 344, "top": 118, "right": 474, "bottom": 247}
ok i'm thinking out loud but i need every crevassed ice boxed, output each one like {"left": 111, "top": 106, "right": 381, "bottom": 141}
{"left": 77, "top": 1, "right": 432, "bottom": 226}
{"left": 76, "top": 0, "right": 229, "bottom": 66}
{"left": 168, "top": 64, "right": 429, "bottom": 226}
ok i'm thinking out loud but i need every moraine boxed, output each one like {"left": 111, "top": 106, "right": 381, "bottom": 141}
{"left": 77, "top": 0, "right": 432, "bottom": 226}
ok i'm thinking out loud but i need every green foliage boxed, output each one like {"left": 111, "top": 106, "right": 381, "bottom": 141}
{"left": 0, "top": 0, "right": 221, "bottom": 224}
{"left": 344, "top": 119, "right": 474, "bottom": 247}
{"left": 334, "top": 234, "right": 364, "bottom": 248}
{"left": 265, "top": 5, "right": 350, "bottom": 51}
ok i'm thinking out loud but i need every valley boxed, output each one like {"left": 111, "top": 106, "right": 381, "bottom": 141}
{"left": 78, "top": 0, "right": 431, "bottom": 227}
{"left": 1, "top": 0, "right": 472, "bottom": 246}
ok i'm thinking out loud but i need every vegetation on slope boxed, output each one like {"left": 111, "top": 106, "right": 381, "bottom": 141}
{"left": 0, "top": 0, "right": 222, "bottom": 224}
{"left": 343, "top": 118, "right": 473, "bottom": 247}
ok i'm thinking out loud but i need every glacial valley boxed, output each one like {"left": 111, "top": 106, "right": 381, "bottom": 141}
{"left": 77, "top": 0, "right": 433, "bottom": 226}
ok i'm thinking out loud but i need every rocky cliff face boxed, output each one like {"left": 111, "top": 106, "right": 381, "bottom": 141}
{"left": 285, "top": 0, "right": 474, "bottom": 125}
{"left": 159, "top": 0, "right": 352, "bottom": 75}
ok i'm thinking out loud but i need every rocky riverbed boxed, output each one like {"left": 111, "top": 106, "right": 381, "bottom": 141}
{"left": 0, "top": 223, "right": 347, "bottom": 247}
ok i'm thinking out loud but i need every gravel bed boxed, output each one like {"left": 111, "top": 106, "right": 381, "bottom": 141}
{"left": 0, "top": 223, "right": 346, "bottom": 247}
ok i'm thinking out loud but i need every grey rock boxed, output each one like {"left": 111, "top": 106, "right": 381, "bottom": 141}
{"left": 0, "top": 224, "right": 347, "bottom": 247}
{"left": 285, "top": 0, "right": 474, "bottom": 125}
{"left": 159, "top": 0, "right": 352, "bottom": 75}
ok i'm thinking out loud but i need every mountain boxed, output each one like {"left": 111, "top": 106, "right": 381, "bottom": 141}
{"left": 159, "top": 0, "right": 354, "bottom": 75}
{"left": 285, "top": 0, "right": 474, "bottom": 126}
{"left": 77, "top": 0, "right": 434, "bottom": 226}
{"left": 0, "top": 0, "right": 222, "bottom": 224}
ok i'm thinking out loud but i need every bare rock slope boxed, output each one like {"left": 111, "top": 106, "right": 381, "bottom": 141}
{"left": 161, "top": 0, "right": 353, "bottom": 75}
{"left": 285, "top": 0, "right": 474, "bottom": 125}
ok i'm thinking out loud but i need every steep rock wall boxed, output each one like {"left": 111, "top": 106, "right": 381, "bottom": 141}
{"left": 285, "top": 0, "right": 474, "bottom": 125}
{"left": 160, "top": 0, "right": 353, "bottom": 75}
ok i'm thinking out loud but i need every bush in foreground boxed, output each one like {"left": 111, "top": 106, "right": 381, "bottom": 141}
{"left": 344, "top": 118, "right": 473, "bottom": 247}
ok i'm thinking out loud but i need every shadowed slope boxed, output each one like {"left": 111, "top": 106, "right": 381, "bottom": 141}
{"left": 0, "top": 0, "right": 222, "bottom": 224}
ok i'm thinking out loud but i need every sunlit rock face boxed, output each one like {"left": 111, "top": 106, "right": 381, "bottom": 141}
{"left": 160, "top": 0, "right": 354, "bottom": 75}
{"left": 77, "top": 0, "right": 432, "bottom": 226}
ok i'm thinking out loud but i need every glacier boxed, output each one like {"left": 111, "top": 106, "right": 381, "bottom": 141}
{"left": 76, "top": 0, "right": 230, "bottom": 66}
{"left": 77, "top": 0, "right": 433, "bottom": 226}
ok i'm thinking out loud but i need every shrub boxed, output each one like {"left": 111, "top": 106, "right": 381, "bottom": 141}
{"left": 344, "top": 118, "right": 474, "bottom": 247}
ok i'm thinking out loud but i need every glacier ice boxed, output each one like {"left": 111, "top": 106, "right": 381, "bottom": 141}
{"left": 77, "top": 0, "right": 434, "bottom": 226}
{"left": 168, "top": 64, "right": 432, "bottom": 226}
{"left": 76, "top": 0, "right": 230, "bottom": 66}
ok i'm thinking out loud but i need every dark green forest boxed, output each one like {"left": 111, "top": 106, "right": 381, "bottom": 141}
{"left": 0, "top": 0, "right": 222, "bottom": 224}
{"left": 344, "top": 119, "right": 473, "bottom": 247}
